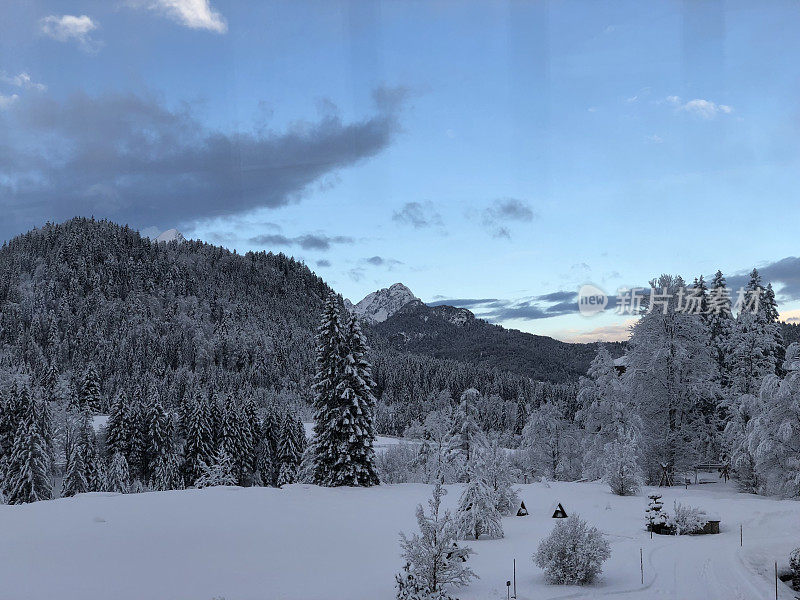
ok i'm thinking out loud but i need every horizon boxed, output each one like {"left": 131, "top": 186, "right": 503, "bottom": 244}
{"left": 3, "top": 1, "right": 800, "bottom": 341}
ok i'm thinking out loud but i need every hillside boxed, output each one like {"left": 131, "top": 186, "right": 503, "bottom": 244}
{"left": 0, "top": 219, "right": 609, "bottom": 416}
{"left": 369, "top": 298, "right": 624, "bottom": 383}
{"left": 0, "top": 218, "right": 329, "bottom": 405}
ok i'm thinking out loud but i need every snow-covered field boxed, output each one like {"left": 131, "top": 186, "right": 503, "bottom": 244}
{"left": 0, "top": 481, "right": 798, "bottom": 600}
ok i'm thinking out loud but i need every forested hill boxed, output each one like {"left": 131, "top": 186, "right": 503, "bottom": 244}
{"left": 369, "top": 299, "right": 624, "bottom": 383}
{"left": 0, "top": 218, "right": 329, "bottom": 406}
{"left": 0, "top": 218, "right": 609, "bottom": 415}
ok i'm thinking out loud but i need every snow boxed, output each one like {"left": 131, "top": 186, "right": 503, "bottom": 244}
{"left": 154, "top": 228, "right": 185, "bottom": 244}
{"left": 91, "top": 414, "right": 109, "bottom": 432}
{"left": 303, "top": 422, "right": 415, "bottom": 451}
{"left": 0, "top": 480, "right": 798, "bottom": 600}
{"left": 351, "top": 283, "right": 419, "bottom": 323}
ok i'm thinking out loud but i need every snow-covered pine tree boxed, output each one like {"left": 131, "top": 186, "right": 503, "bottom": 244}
{"left": 645, "top": 494, "right": 666, "bottom": 531}
{"left": 260, "top": 404, "right": 281, "bottom": 486}
{"left": 708, "top": 271, "right": 734, "bottom": 384}
{"left": 61, "top": 443, "right": 88, "bottom": 497}
{"left": 151, "top": 451, "right": 182, "bottom": 491}
{"left": 603, "top": 434, "right": 642, "bottom": 496}
{"left": 182, "top": 394, "right": 214, "bottom": 486}
{"left": 5, "top": 388, "right": 52, "bottom": 504}
{"left": 105, "top": 392, "right": 131, "bottom": 460}
{"left": 399, "top": 482, "right": 476, "bottom": 595}
{"left": 147, "top": 399, "right": 174, "bottom": 473}
{"left": 576, "top": 344, "right": 639, "bottom": 479}
{"left": 107, "top": 452, "right": 131, "bottom": 493}
{"left": 480, "top": 437, "right": 520, "bottom": 516}
{"left": 77, "top": 411, "right": 105, "bottom": 492}
{"left": 449, "top": 388, "right": 485, "bottom": 472}
{"left": 127, "top": 391, "right": 149, "bottom": 482}
{"left": 724, "top": 269, "right": 782, "bottom": 492}
{"left": 745, "top": 343, "right": 800, "bottom": 496}
{"left": 455, "top": 462, "right": 504, "bottom": 540}
{"left": 79, "top": 363, "right": 103, "bottom": 413}
{"left": 194, "top": 449, "right": 237, "bottom": 488}
{"left": 277, "top": 411, "right": 305, "bottom": 486}
{"left": 312, "top": 294, "right": 380, "bottom": 486}
{"left": 311, "top": 293, "right": 347, "bottom": 486}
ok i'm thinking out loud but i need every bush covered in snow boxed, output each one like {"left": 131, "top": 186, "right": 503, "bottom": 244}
{"left": 789, "top": 547, "right": 800, "bottom": 590}
{"left": 666, "top": 501, "right": 707, "bottom": 535}
{"left": 533, "top": 514, "right": 610, "bottom": 585}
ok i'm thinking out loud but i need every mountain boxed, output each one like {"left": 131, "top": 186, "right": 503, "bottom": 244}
{"left": 155, "top": 228, "right": 186, "bottom": 243}
{"left": 0, "top": 218, "right": 330, "bottom": 406}
{"left": 368, "top": 297, "right": 623, "bottom": 383}
{"left": 351, "top": 283, "right": 419, "bottom": 323}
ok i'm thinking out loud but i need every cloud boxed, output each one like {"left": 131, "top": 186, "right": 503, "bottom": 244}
{"left": 0, "top": 72, "right": 46, "bottom": 92}
{"left": 481, "top": 198, "right": 536, "bottom": 239}
{"left": 316, "top": 259, "right": 331, "bottom": 268}
{"left": 722, "top": 256, "right": 800, "bottom": 304}
{"left": 249, "top": 233, "right": 354, "bottom": 251}
{"left": 126, "top": 0, "right": 227, "bottom": 33}
{"left": 40, "top": 15, "right": 101, "bottom": 52}
{"left": 0, "top": 94, "right": 19, "bottom": 110}
{"left": 392, "top": 201, "right": 443, "bottom": 229}
{"left": 363, "top": 255, "right": 403, "bottom": 268}
{"left": 646, "top": 134, "right": 663, "bottom": 144}
{"left": 552, "top": 321, "right": 636, "bottom": 343}
{"left": 667, "top": 95, "right": 733, "bottom": 119}
{"left": 0, "top": 88, "right": 404, "bottom": 240}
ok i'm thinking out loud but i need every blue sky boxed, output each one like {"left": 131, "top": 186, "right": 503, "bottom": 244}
{"left": 2, "top": 1, "right": 800, "bottom": 341}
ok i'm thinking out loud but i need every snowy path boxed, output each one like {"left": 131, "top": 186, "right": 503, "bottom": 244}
{"left": 0, "top": 481, "right": 797, "bottom": 600}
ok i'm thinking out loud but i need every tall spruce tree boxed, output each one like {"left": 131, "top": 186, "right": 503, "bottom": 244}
{"left": 5, "top": 387, "right": 52, "bottom": 504}
{"left": 312, "top": 294, "right": 379, "bottom": 486}
{"left": 79, "top": 364, "right": 103, "bottom": 413}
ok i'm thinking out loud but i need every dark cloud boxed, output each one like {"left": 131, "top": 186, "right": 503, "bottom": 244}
{"left": 316, "top": 259, "right": 331, "bottom": 268}
{"left": 428, "top": 298, "right": 500, "bottom": 308}
{"left": 536, "top": 291, "right": 577, "bottom": 303}
{"left": 481, "top": 198, "right": 537, "bottom": 239}
{"left": 248, "top": 233, "right": 354, "bottom": 251}
{"left": 363, "top": 255, "right": 403, "bottom": 268}
{"left": 392, "top": 201, "right": 443, "bottom": 229}
{"left": 0, "top": 87, "right": 405, "bottom": 241}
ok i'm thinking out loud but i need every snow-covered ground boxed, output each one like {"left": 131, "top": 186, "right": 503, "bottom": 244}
{"left": 0, "top": 480, "right": 798, "bottom": 600}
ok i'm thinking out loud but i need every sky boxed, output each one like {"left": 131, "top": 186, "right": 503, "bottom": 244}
{"left": 2, "top": 0, "right": 800, "bottom": 342}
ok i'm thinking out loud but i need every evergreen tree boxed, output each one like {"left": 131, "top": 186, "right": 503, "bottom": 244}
{"left": 79, "top": 364, "right": 103, "bottom": 413}
{"left": 107, "top": 452, "right": 131, "bottom": 493}
{"left": 399, "top": 482, "right": 476, "bottom": 595}
{"left": 708, "top": 270, "right": 734, "bottom": 384}
{"left": 449, "top": 388, "right": 485, "bottom": 469}
{"left": 151, "top": 451, "right": 182, "bottom": 491}
{"left": 5, "top": 390, "right": 52, "bottom": 504}
{"left": 480, "top": 437, "right": 520, "bottom": 516}
{"left": 105, "top": 392, "right": 131, "bottom": 460}
{"left": 277, "top": 412, "right": 305, "bottom": 486}
{"left": 194, "top": 449, "right": 237, "bottom": 488}
{"left": 182, "top": 395, "right": 214, "bottom": 485}
{"left": 312, "top": 294, "right": 379, "bottom": 486}
{"left": 745, "top": 343, "right": 800, "bottom": 496}
{"left": 62, "top": 444, "right": 88, "bottom": 497}
{"left": 576, "top": 344, "right": 639, "bottom": 479}
{"left": 455, "top": 464, "right": 504, "bottom": 540}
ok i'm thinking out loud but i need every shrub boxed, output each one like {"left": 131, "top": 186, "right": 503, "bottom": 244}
{"left": 534, "top": 514, "right": 610, "bottom": 585}
{"left": 667, "top": 501, "right": 707, "bottom": 535}
{"left": 789, "top": 547, "right": 800, "bottom": 590}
